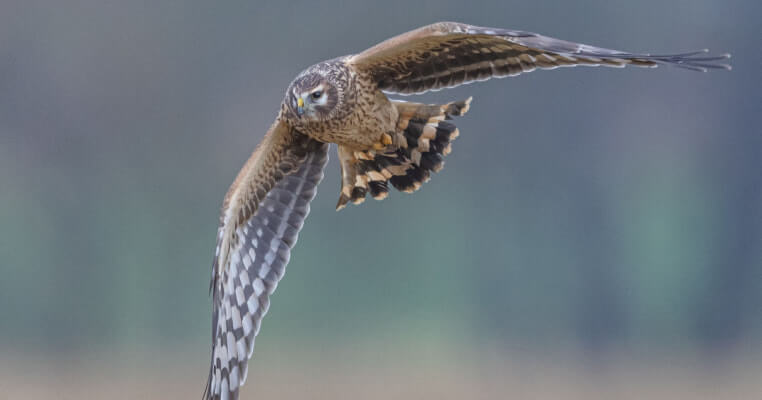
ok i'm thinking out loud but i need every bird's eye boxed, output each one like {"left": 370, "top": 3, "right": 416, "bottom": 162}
{"left": 311, "top": 91, "right": 323, "bottom": 100}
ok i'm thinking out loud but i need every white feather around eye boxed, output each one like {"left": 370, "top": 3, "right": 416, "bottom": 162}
{"left": 307, "top": 84, "right": 327, "bottom": 106}
{"left": 309, "top": 85, "right": 328, "bottom": 106}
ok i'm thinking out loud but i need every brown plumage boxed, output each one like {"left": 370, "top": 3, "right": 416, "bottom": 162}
{"left": 204, "top": 22, "right": 730, "bottom": 399}
{"left": 335, "top": 98, "right": 471, "bottom": 209}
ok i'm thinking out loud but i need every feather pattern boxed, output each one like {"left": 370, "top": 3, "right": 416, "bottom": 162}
{"left": 349, "top": 22, "right": 731, "bottom": 94}
{"left": 205, "top": 120, "right": 329, "bottom": 400}
{"left": 335, "top": 98, "right": 470, "bottom": 209}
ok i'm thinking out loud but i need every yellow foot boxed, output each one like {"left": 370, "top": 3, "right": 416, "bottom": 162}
{"left": 372, "top": 133, "right": 394, "bottom": 151}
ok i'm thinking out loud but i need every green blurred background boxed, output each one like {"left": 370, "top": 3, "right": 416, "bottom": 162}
{"left": 1, "top": 1, "right": 760, "bottom": 398}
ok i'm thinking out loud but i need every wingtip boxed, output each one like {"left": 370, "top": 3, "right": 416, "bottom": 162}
{"left": 657, "top": 48, "right": 733, "bottom": 72}
{"left": 705, "top": 51, "right": 732, "bottom": 71}
{"left": 721, "top": 53, "right": 732, "bottom": 71}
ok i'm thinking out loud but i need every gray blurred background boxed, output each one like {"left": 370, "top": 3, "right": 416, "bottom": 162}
{"left": 1, "top": 1, "right": 760, "bottom": 399}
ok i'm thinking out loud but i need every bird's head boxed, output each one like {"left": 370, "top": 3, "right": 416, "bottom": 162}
{"left": 282, "top": 61, "right": 354, "bottom": 129}
{"left": 288, "top": 75, "right": 336, "bottom": 120}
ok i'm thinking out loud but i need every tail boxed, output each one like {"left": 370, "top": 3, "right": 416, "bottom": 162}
{"left": 336, "top": 97, "right": 472, "bottom": 210}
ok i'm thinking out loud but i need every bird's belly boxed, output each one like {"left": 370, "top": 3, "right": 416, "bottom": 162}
{"left": 317, "top": 108, "right": 398, "bottom": 151}
{"left": 319, "top": 127, "right": 383, "bottom": 150}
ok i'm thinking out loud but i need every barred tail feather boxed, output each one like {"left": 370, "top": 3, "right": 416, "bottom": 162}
{"left": 336, "top": 97, "right": 471, "bottom": 210}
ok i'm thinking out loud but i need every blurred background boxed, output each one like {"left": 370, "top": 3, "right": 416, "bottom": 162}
{"left": 1, "top": 1, "right": 760, "bottom": 399}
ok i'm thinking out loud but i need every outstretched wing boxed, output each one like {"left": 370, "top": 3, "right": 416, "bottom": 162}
{"left": 348, "top": 21, "right": 731, "bottom": 95}
{"left": 205, "top": 118, "right": 329, "bottom": 400}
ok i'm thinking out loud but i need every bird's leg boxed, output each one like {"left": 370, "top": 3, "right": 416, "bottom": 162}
{"left": 371, "top": 132, "right": 395, "bottom": 152}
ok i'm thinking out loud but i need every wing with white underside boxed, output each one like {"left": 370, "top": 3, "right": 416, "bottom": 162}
{"left": 205, "top": 118, "right": 328, "bottom": 400}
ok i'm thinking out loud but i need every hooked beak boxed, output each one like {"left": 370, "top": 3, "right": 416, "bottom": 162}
{"left": 297, "top": 97, "right": 304, "bottom": 116}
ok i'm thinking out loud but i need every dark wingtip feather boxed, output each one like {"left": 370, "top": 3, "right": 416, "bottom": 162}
{"left": 642, "top": 49, "right": 732, "bottom": 71}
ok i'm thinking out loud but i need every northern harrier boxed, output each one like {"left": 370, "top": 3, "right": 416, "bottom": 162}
{"left": 204, "top": 22, "right": 729, "bottom": 399}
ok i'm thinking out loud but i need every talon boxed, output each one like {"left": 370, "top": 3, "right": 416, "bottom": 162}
{"left": 381, "top": 133, "right": 393, "bottom": 145}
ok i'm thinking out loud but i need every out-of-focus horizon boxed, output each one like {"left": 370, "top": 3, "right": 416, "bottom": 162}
{"left": 1, "top": 1, "right": 760, "bottom": 399}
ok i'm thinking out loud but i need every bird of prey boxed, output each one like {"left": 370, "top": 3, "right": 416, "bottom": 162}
{"left": 203, "top": 21, "right": 729, "bottom": 399}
